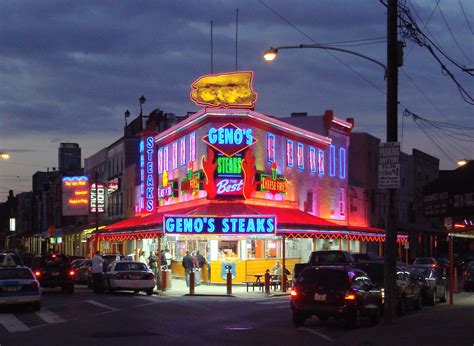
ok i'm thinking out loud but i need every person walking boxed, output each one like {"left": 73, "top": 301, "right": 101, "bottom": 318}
{"left": 91, "top": 251, "right": 104, "bottom": 293}
{"left": 139, "top": 251, "right": 147, "bottom": 265}
{"left": 182, "top": 251, "right": 194, "bottom": 287}
{"left": 148, "top": 251, "right": 159, "bottom": 288}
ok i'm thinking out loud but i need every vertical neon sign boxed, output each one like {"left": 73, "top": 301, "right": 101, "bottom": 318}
{"left": 329, "top": 145, "right": 336, "bottom": 176}
{"left": 139, "top": 140, "right": 145, "bottom": 211}
{"left": 172, "top": 142, "right": 178, "bottom": 169}
{"left": 145, "top": 136, "right": 155, "bottom": 212}
{"left": 157, "top": 148, "right": 163, "bottom": 174}
{"left": 309, "top": 146, "right": 316, "bottom": 173}
{"left": 190, "top": 132, "right": 196, "bottom": 161}
{"left": 180, "top": 137, "right": 186, "bottom": 166}
{"left": 267, "top": 133, "right": 275, "bottom": 162}
{"left": 318, "top": 149, "right": 325, "bottom": 176}
{"left": 339, "top": 147, "right": 346, "bottom": 179}
{"left": 286, "top": 139, "right": 294, "bottom": 167}
{"left": 163, "top": 146, "right": 169, "bottom": 172}
{"left": 297, "top": 143, "right": 304, "bottom": 170}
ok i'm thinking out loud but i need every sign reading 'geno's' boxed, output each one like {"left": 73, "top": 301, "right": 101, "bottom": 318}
{"left": 164, "top": 216, "right": 276, "bottom": 235}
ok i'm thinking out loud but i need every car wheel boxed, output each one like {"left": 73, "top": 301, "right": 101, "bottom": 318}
{"left": 32, "top": 302, "right": 41, "bottom": 311}
{"left": 292, "top": 312, "right": 306, "bottom": 327}
{"left": 414, "top": 295, "right": 422, "bottom": 310}
{"left": 146, "top": 289, "right": 153, "bottom": 296}
{"left": 397, "top": 296, "right": 406, "bottom": 315}
{"left": 347, "top": 309, "right": 361, "bottom": 329}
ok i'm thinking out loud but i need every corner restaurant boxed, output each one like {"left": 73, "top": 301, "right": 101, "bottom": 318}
{"left": 91, "top": 71, "right": 408, "bottom": 284}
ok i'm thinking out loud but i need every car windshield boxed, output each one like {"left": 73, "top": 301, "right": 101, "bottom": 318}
{"left": 114, "top": 262, "right": 147, "bottom": 271}
{"left": 0, "top": 254, "right": 22, "bottom": 266}
{"left": 0, "top": 268, "right": 34, "bottom": 280}
{"left": 34, "top": 255, "right": 70, "bottom": 268}
{"left": 311, "top": 252, "right": 347, "bottom": 263}
{"left": 411, "top": 267, "right": 431, "bottom": 278}
{"left": 414, "top": 258, "right": 434, "bottom": 265}
{"left": 297, "top": 268, "right": 349, "bottom": 289}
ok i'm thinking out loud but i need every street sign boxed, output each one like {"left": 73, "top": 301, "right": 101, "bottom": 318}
{"left": 378, "top": 142, "right": 400, "bottom": 189}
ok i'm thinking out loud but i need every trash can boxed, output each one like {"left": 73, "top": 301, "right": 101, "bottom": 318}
{"left": 161, "top": 269, "right": 172, "bottom": 290}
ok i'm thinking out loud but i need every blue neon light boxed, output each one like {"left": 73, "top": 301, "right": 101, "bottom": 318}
{"left": 339, "top": 147, "right": 346, "bottom": 179}
{"left": 309, "top": 146, "right": 316, "bottom": 173}
{"left": 318, "top": 149, "right": 325, "bottom": 176}
{"left": 329, "top": 145, "right": 336, "bottom": 176}
{"left": 62, "top": 176, "right": 88, "bottom": 182}
{"left": 208, "top": 127, "right": 253, "bottom": 145}
{"left": 286, "top": 139, "right": 294, "bottom": 167}
{"left": 164, "top": 216, "right": 276, "bottom": 235}
{"left": 297, "top": 143, "right": 304, "bottom": 170}
{"left": 267, "top": 133, "right": 275, "bottom": 163}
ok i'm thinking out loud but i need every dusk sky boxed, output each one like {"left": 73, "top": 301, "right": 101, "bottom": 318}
{"left": 1, "top": 0, "right": 473, "bottom": 200}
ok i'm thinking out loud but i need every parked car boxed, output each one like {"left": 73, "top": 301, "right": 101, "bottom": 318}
{"left": 68, "top": 256, "right": 85, "bottom": 263}
{"left": 463, "top": 261, "right": 474, "bottom": 291}
{"left": 75, "top": 260, "right": 92, "bottom": 283}
{"left": 0, "top": 253, "right": 24, "bottom": 266}
{"left": 71, "top": 259, "right": 85, "bottom": 269}
{"left": 351, "top": 252, "right": 382, "bottom": 262}
{"left": 87, "top": 255, "right": 126, "bottom": 288}
{"left": 293, "top": 251, "right": 354, "bottom": 280}
{"left": 290, "top": 265, "right": 382, "bottom": 328}
{"left": 413, "top": 257, "right": 438, "bottom": 266}
{"left": 0, "top": 265, "right": 41, "bottom": 310}
{"left": 32, "top": 253, "right": 75, "bottom": 293}
{"left": 102, "top": 261, "right": 155, "bottom": 295}
{"left": 355, "top": 261, "right": 423, "bottom": 314}
{"left": 409, "top": 265, "right": 447, "bottom": 305}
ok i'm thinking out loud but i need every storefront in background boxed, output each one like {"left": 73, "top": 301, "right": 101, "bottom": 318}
{"left": 94, "top": 71, "right": 408, "bottom": 284}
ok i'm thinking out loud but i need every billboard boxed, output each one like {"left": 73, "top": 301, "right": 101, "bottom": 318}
{"left": 62, "top": 176, "right": 89, "bottom": 216}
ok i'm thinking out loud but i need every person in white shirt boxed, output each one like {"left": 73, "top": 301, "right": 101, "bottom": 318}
{"left": 91, "top": 251, "right": 104, "bottom": 293}
{"left": 139, "top": 251, "right": 147, "bottom": 265}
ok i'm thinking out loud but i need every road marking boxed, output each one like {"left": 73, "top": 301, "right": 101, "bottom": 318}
{"left": 299, "top": 327, "right": 335, "bottom": 342}
{"left": 85, "top": 300, "right": 119, "bottom": 311}
{"left": 256, "top": 300, "right": 289, "bottom": 305}
{"left": 136, "top": 296, "right": 161, "bottom": 303}
{"left": 36, "top": 310, "right": 66, "bottom": 324}
{"left": 0, "top": 314, "right": 30, "bottom": 333}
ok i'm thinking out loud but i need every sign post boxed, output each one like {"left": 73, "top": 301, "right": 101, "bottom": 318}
{"left": 378, "top": 142, "right": 400, "bottom": 189}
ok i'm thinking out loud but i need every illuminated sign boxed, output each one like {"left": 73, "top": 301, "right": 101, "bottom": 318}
{"left": 90, "top": 183, "right": 105, "bottom": 213}
{"left": 158, "top": 170, "right": 178, "bottom": 200}
{"left": 181, "top": 163, "right": 202, "bottom": 195}
{"left": 189, "top": 132, "right": 196, "bottom": 161}
{"left": 259, "top": 162, "right": 288, "bottom": 195}
{"left": 215, "top": 178, "right": 244, "bottom": 196}
{"left": 286, "top": 139, "right": 294, "bottom": 167}
{"left": 202, "top": 123, "right": 256, "bottom": 157}
{"left": 164, "top": 216, "right": 276, "bottom": 235}
{"left": 190, "top": 71, "right": 257, "bottom": 109}
{"left": 62, "top": 176, "right": 89, "bottom": 216}
{"left": 318, "top": 149, "right": 325, "bottom": 175}
{"left": 172, "top": 142, "right": 178, "bottom": 169}
{"left": 297, "top": 143, "right": 304, "bottom": 170}
{"left": 180, "top": 137, "right": 186, "bottom": 166}
{"left": 140, "top": 136, "right": 155, "bottom": 212}
{"left": 267, "top": 133, "right": 275, "bottom": 162}
{"left": 107, "top": 178, "right": 119, "bottom": 193}
{"left": 309, "top": 146, "right": 316, "bottom": 173}
{"left": 217, "top": 156, "right": 242, "bottom": 175}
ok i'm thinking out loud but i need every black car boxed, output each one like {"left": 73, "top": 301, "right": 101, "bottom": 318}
{"left": 0, "top": 253, "right": 24, "bottom": 266}
{"left": 294, "top": 251, "right": 354, "bottom": 280}
{"left": 462, "top": 261, "right": 474, "bottom": 291}
{"left": 290, "top": 265, "right": 382, "bottom": 328}
{"left": 355, "top": 261, "right": 423, "bottom": 314}
{"left": 351, "top": 252, "right": 382, "bottom": 262}
{"left": 32, "top": 254, "right": 75, "bottom": 293}
{"left": 410, "top": 265, "right": 447, "bottom": 305}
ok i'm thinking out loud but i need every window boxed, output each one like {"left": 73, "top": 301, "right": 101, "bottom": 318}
{"left": 172, "top": 142, "right": 178, "bottom": 169}
{"left": 339, "top": 188, "right": 346, "bottom": 216}
{"left": 329, "top": 145, "right": 336, "bottom": 176}
{"left": 339, "top": 148, "right": 346, "bottom": 179}
{"left": 286, "top": 139, "right": 294, "bottom": 167}
{"left": 297, "top": 143, "right": 304, "bottom": 170}
{"left": 267, "top": 133, "right": 275, "bottom": 162}
{"left": 189, "top": 132, "right": 196, "bottom": 161}
{"left": 180, "top": 137, "right": 186, "bottom": 166}
{"left": 157, "top": 148, "right": 163, "bottom": 174}
{"left": 163, "top": 146, "right": 169, "bottom": 172}
{"left": 309, "top": 147, "right": 316, "bottom": 173}
{"left": 318, "top": 149, "right": 325, "bottom": 175}
{"left": 306, "top": 191, "right": 313, "bottom": 213}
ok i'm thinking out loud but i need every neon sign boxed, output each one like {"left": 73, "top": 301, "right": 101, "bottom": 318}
{"left": 329, "top": 145, "right": 336, "bottom": 176}
{"left": 267, "top": 133, "right": 275, "bottom": 162}
{"left": 190, "top": 71, "right": 257, "bottom": 109}
{"left": 189, "top": 132, "right": 196, "bottom": 161}
{"left": 309, "top": 146, "right": 316, "bottom": 173}
{"left": 181, "top": 163, "right": 202, "bottom": 195}
{"left": 90, "top": 183, "right": 105, "bottom": 213}
{"left": 286, "top": 139, "right": 294, "bottom": 167}
{"left": 172, "top": 142, "right": 178, "bottom": 169}
{"left": 339, "top": 148, "right": 346, "bottom": 179}
{"left": 164, "top": 216, "right": 276, "bottom": 235}
{"left": 62, "top": 176, "right": 89, "bottom": 216}
{"left": 215, "top": 178, "right": 244, "bottom": 196}
{"left": 202, "top": 123, "right": 256, "bottom": 157}
{"left": 158, "top": 170, "right": 178, "bottom": 200}
{"left": 180, "top": 137, "right": 186, "bottom": 166}
{"left": 318, "top": 149, "right": 325, "bottom": 175}
{"left": 217, "top": 156, "right": 242, "bottom": 175}
{"left": 297, "top": 143, "right": 304, "bottom": 170}
{"left": 259, "top": 162, "right": 288, "bottom": 195}
{"left": 143, "top": 136, "right": 155, "bottom": 212}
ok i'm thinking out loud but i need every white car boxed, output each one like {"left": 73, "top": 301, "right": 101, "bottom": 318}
{"left": 0, "top": 265, "right": 41, "bottom": 310}
{"left": 103, "top": 261, "right": 155, "bottom": 295}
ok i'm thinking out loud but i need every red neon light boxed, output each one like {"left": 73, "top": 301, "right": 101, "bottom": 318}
{"left": 242, "top": 149, "right": 257, "bottom": 199}
{"left": 202, "top": 148, "right": 217, "bottom": 200}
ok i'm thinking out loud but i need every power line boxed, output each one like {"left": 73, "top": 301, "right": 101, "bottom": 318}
{"left": 459, "top": 0, "right": 474, "bottom": 35}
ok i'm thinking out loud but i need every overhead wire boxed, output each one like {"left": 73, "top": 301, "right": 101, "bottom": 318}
{"left": 459, "top": 0, "right": 474, "bottom": 36}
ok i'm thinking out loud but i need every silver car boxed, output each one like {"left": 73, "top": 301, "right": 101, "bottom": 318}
{"left": 103, "top": 261, "right": 155, "bottom": 295}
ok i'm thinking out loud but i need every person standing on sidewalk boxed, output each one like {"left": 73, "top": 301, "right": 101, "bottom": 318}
{"left": 182, "top": 251, "right": 194, "bottom": 287}
{"left": 91, "top": 251, "right": 104, "bottom": 293}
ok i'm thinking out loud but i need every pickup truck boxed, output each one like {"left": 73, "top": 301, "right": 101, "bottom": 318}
{"left": 293, "top": 250, "right": 355, "bottom": 279}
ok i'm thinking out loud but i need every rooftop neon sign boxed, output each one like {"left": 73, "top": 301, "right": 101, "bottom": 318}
{"left": 202, "top": 123, "right": 257, "bottom": 157}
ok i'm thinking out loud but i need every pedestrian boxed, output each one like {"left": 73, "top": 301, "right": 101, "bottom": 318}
{"left": 91, "top": 251, "right": 104, "bottom": 293}
{"left": 164, "top": 248, "right": 172, "bottom": 267}
{"left": 160, "top": 250, "right": 167, "bottom": 269}
{"left": 148, "top": 251, "right": 159, "bottom": 281}
{"left": 182, "top": 250, "right": 194, "bottom": 287}
{"left": 139, "top": 251, "right": 147, "bottom": 265}
{"left": 196, "top": 250, "right": 206, "bottom": 269}
{"left": 192, "top": 252, "right": 201, "bottom": 286}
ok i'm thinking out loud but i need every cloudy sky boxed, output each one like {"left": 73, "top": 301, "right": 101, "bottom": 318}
{"left": 1, "top": 0, "right": 473, "bottom": 200}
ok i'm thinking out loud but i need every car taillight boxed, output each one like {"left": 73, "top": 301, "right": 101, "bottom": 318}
{"left": 69, "top": 270, "right": 75, "bottom": 276}
{"left": 344, "top": 291, "right": 357, "bottom": 300}
{"left": 34, "top": 271, "right": 42, "bottom": 277}
{"left": 114, "top": 273, "right": 124, "bottom": 279}
{"left": 290, "top": 289, "right": 298, "bottom": 297}
{"left": 145, "top": 273, "right": 155, "bottom": 280}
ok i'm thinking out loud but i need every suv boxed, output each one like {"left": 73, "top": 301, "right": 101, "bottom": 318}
{"left": 290, "top": 265, "right": 382, "bottom": 328}
{"left": 0, "top": 253, "right": 24, "bottom": 267}
{"left": 355, "top": 261, "right": 423, "bottom": 314}
{"left": 294, "top": 251, "right": 354, "bottom": 280}
{"left": 32, "top": 254, "right": 75, "bottom": 293}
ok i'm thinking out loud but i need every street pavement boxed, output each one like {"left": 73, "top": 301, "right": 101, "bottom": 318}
{"left": 0, "top": 284, "right": 472, "bottom": 346}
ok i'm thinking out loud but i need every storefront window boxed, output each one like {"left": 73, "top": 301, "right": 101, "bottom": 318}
{"left": 218, "top": 240, "right": 239, "bottom": 260}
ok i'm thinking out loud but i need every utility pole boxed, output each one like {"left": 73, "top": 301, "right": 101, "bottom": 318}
{"left": 383, "top": 0, "right": 399, "bottom": 324}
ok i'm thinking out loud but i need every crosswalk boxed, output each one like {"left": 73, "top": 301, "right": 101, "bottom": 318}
{"left": 0, "top": 295, "right": 171, "bottom": 334}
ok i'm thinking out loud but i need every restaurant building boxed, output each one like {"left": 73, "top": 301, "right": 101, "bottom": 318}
{"left": 92, "top": 71, "right": 407, "bottom": 284}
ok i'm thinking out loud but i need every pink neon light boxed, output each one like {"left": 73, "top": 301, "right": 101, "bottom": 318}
{"left": 163, "top": 146, "right": 169, "bottom": 172}
{"left": 267, "top": 133, "right": 275, "bottom": 162}
{"left": 332, "top": 116, "right": 352, "bottom": 129}
{"left": 297, "top": 143, "right": 304, "bottom": 169}
{"left": 190, "top": 132, "right": 196, "bottom": 161}
{"left": 158, "top": 148, "right": 163, "bottom": 174}
{"left": 172, "top": 142, "right": 178, "bottom": 169}
{"left": 286, "top": 140, "right": 294, "bottom": 167}
{"left": 180, "top": 137, "right": 186, "bottom": 166}
{"left": 309, "top": 147, "right": 316, "bottom": 173}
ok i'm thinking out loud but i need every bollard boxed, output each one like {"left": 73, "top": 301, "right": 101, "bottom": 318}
{"left": 282, "top": 273, "right": 287, "bottom": 292}
{"left": 454, "top": 267, "right": 458, "bottom": 293}
{"left": 227, "top": 272, "right": 232, "bottom": 295}
{"left": 161, "top": 269, "right": 167, "bottom": 292}
{"left": 264, "top": 269, "right": 270, "bottom": 294}
{"left": 189, "top": 270, "right": 195, "bottom": 295}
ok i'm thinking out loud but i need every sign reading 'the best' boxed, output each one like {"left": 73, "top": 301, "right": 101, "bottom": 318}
{"left": 164, "top": 216, "right": 276, "bottom": 235}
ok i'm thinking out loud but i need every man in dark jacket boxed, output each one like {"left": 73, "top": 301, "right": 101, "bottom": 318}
{"left": 182, "top": 251, "right": 194, "bottom": 287}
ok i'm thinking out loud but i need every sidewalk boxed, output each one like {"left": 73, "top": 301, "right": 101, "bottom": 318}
{"left": 155, "top": 278, "right": 289, "bottom": 298}
{"left": 338, "top": 292, "right": 474, "bottom": 346}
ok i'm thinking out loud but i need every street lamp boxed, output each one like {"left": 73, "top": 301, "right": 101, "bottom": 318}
{"left": 0, "top": 152, "right": 11, "bottom": 160}
{"left": 263, "top": 45, "right": 387, "bottom": 77}
{"left": 457, "top": 159, "right": 470, "bottom": 166}
{"left": 139, "top": 95, "right": 146, "bottom": 117}
{"left": 124, "top": 109, "right": 131, "bottom": 126}
{"left": 263, "top": 0, "right": 399, "bottom": 323}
